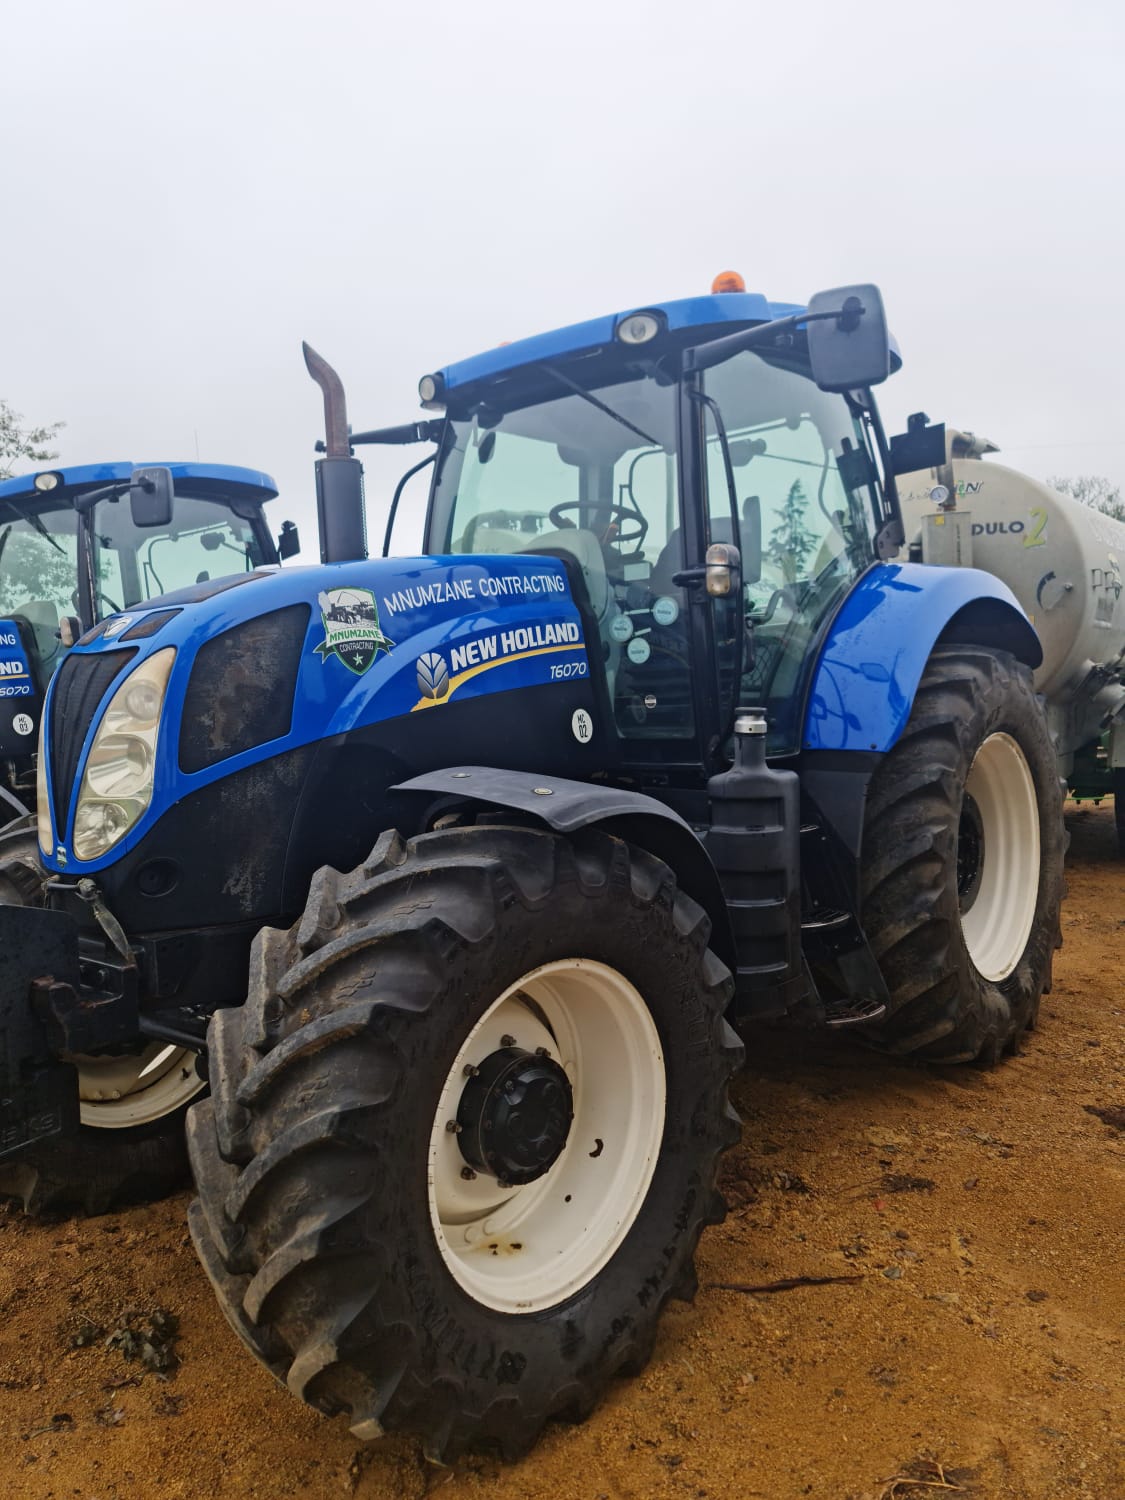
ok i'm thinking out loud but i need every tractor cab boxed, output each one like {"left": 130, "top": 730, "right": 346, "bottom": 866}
{"left": 0, "top": 460, "right": 295, "bottom": 781}
{"left": 418, "top": 278, "right": 908, "bottom": 768}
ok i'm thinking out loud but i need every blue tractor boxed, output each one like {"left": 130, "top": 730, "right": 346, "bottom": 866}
{"left": 0, "top": 283, "right": 1064, "bottom": 1458}
{"left": 0, "top": 460, "right": 297, "bottom": 826}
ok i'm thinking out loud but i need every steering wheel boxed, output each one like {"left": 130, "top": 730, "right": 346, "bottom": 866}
{"left": 547, "top": 501, "right": 647, "bottom": 549}
{"left": 72, "top": 588, "right": 124, "bottom": 617}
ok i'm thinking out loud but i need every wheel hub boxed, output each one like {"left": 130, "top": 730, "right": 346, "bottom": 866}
{"left": 457, "top": 1046, "right": 574, "bottom": 1185}
{"left": 957, "top": 790, "right": 986, "bottom": 914}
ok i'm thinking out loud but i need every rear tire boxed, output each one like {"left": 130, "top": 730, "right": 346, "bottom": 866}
{"left": 860, "top": 646, "right": 1065, "bottom": 1065}
{"left": 0, "top": 820, "right": 199, "bottom": 1215}
{"left": 187, "top": 824, "right": 742, "bottom": 1461}
{"left": 1114, "top": 768, "right": 1124, "bottom": 857}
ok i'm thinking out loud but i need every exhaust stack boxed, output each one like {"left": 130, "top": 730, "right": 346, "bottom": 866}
{"left": 303, "top": 342, "right": 368, "bottom": 564}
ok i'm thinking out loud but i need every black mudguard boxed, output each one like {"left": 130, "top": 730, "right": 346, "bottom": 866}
{"left": 393, "top": 765, "right": 737, "bottom": 972}
{"left": 0, "top": 906, "right": 80, "bottom": 1161}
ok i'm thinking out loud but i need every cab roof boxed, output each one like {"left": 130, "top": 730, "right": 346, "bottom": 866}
{"left": 433, "top": 290, "right": 901, "bottom": 399}
{"left": 0, "top": 461, "right": 279, "bottom": 503}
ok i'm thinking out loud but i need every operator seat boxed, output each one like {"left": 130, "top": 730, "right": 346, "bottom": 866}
{"left": 526, "top": 528, "right": 611, "bottom": 623}
{"left": 12, "top": 600, "right": 62, "bottom": 669}
{"left": 461, "top": 524, "right": 612, "bottom": 626}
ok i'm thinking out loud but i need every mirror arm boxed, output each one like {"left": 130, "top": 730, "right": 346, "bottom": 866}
{"left": 383, "top": 450, "right": 438, "bottom": 557}
{"left": 317, "top": 420, "right": 444, "bottom": 453}
{"left": 684, "top": 306, "right": 848, "bottom": 375}
{"left": 72, "top": 482, "right": 128, "bottom": 514}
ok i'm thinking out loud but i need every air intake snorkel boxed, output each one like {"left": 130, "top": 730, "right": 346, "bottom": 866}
{"left": 303, "top": 342, "right": 368, "bottom": 565}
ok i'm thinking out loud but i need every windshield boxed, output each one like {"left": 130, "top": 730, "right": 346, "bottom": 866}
{"left": 428, "top": 369, "right": 700, "bottom": 742}
{"left": 0, "top": 489, "right": 272, "bottom": 675}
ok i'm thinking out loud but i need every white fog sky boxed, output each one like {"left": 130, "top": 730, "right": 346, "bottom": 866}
{"left": 3, "top": 0, "right": 1123, "bottom": 552}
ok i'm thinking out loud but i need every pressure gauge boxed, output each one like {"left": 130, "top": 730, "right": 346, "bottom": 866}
{"left": 626, "top": 635, "right": 651, "bottom": 665}
{"left": 609, "top": 612, "right": 635, "bottom": 642}
{"left": 651, "top": 595, "right": 679, "bottom": 627}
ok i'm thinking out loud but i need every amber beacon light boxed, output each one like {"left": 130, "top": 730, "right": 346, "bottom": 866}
{"left": 711, "top": 270, "right": 746, "bottom": 293}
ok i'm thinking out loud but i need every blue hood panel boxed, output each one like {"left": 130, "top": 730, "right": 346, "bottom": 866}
{"left": 42, "top": 554, "right": 590, "bottom": 872}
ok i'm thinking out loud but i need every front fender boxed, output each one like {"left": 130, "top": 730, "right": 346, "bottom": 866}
{"left": 803, "top": 562, "right": 1042, "bottom": 753}
{"left": 392, "top": 765, "right": 736, "bottom": 971}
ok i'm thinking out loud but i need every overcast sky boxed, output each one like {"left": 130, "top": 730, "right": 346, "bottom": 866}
{"left": 4, "top": 0, "right": 1123, "bottom": 554}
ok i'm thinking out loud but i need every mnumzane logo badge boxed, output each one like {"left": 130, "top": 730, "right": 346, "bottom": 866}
{"left": 315, "top": 588, "right": 395, "bottom": 675}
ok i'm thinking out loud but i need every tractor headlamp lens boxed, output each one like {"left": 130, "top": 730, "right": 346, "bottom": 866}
{"left": 72, "top": 647, "right": 175, "bottom": 862}
{"left": 122, "top": 679, "right": 162, "bottom": 725}
{"left": 73, "top": 801, "right": 131, "bottom": 861}
{"left": 84, "top": 735, "right": 153, "bottom": 800}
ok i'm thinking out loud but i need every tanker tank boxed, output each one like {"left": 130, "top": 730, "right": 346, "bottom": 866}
{"left": 896, "top": 432, "right": 1124, "bottom": 822}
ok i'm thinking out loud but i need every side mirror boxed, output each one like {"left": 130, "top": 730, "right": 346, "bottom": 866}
{"left": 889, "top": 413, "right": 947, "bottom": 475}
{"left": 277, "top": 520, "right": 301, "bottom": 560}
{"left": 740, "top": 496, "right": 762, "bottom": 586}
{"left": 806, "top": 284, "right": 890, "bottom": 394}
{"left": 129, "top": 466, "right": 174, "bottom": 528}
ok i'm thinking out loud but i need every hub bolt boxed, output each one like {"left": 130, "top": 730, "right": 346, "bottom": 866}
{"left": 445, "top": 1120, "right": 462, "bottom": 1134}
{"left": 535, "top": 1046, "right": 550, "bottom": 1058}
{"left": 500, "top": 1034, "right": 516, "bottom": 1047}
{"left": 460, "top": 1166, "right": 477, "bottom": 1181}
{"left": 462, "top": 1064, "right": 479, "bottom": 1078}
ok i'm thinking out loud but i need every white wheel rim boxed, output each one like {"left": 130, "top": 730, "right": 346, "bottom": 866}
{"left": 73, "top": 1044, "right": 204, "bottom": 1129}
{"left": 427, "top": 959, "right": 666, "bottom": 1314}
{"left": 959, "top": 732, "right": 1040, "bottom": 981}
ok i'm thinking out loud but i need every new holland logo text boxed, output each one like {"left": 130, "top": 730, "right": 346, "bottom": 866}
{"left": 316, "top": 588, "right": 395, "bottom": 675}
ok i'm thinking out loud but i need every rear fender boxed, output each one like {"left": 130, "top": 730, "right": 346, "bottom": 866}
{"left": 392, "top": 766, "right": 735, "bottom": 971}
{"left": 804, "top": 561, "right": 1041, "bottom": 754}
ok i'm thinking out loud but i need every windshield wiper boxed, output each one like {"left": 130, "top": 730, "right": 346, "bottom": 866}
{"left": 7, "top": 501, "right": 67, "bottom": 557}
{"left": 538, "top": 363, "right": 658, "bottom": 447}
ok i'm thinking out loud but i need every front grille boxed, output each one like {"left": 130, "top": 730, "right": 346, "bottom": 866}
{"left": 179, "top": 604, "right": 309, "bottom": 774}
{"left": 48, "top": 649, "right": 138, "bottom": 829}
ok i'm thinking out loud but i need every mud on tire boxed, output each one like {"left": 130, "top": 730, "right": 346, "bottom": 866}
{"left": 187, "top": 824, "right": 742, "bottom": 1461}
{"left": 861, "top": 646, "right": 1066, "bottom": 1066}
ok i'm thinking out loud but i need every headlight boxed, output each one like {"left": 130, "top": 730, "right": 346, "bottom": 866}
{"left": 72, "top": 648, "right": 175, "bottom": 862}
{"left": 36, "top": 715, "right": 51, "bottom": 856}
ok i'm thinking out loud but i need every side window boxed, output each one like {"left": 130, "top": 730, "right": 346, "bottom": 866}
{"left": 702, "top": 352, "right": 879, "bottom": 754}
{"left": 89, "top": 494, "right": 266, "bottom": 609}
{"left": 134, "top": 525, "right": 253, "bottom": 599}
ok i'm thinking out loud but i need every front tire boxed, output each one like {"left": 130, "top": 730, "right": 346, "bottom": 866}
{"left": 860, "top": 646, "right": 1065, "bottom": 1065}
{"left": 187, "top": 824, "right": 741, "bottom": 1461}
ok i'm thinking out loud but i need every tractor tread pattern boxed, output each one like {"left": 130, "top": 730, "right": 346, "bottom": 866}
{"left": 861, "top": 646, "right": 1066, "bottom": 1066}
{"left": 188, "top": 824, "right": 742, "bottom": 1462}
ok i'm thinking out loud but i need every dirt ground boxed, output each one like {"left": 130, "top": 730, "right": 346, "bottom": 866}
{"left": 0, "top": 802, "right": 1120, "bottom": 1500}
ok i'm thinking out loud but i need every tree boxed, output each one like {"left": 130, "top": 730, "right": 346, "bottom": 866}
{"left": 0, "top": 400, "right": 64, "bottom": 481}
{"left": 1046, "top": 473, "right": 1125, "bottom": 524}
{"left": 766, "top": 478, "right": 817, "bottom": 581}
